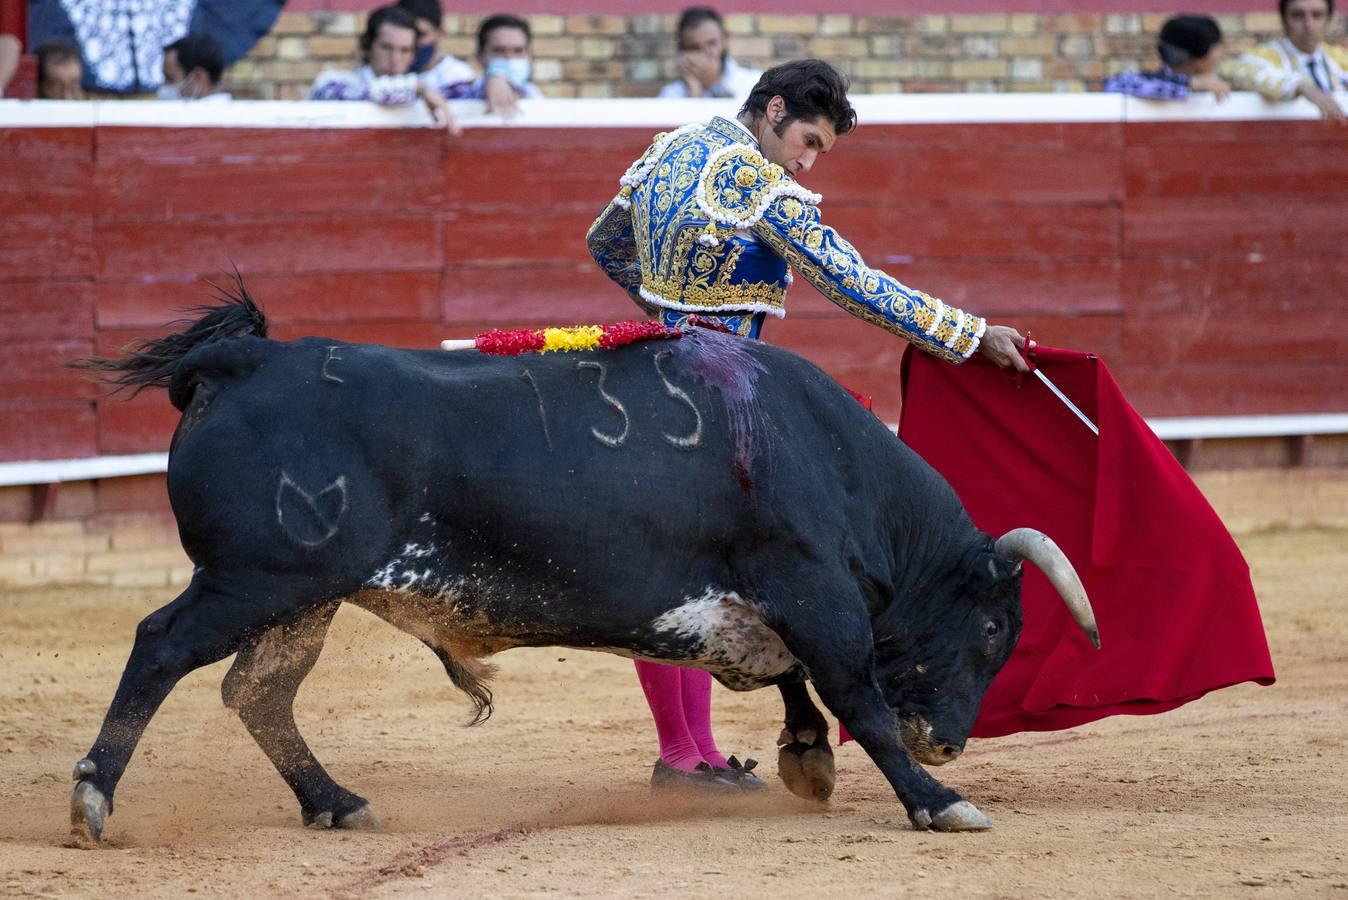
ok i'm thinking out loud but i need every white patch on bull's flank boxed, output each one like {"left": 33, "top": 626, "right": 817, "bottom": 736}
{"left": 651, "top": 588, "right": 798, "bottom": 689}
{"left": 365, "top": 543, "right": 456, "bottom": 599}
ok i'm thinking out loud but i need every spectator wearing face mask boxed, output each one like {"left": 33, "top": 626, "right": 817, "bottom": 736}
{"left": 1103, "top": 15, "right": 1231, "bottom": 101}
{"left": 454, "top": 14, "right": 541, "bottom": 118}
{"left": 160, "top": 32, "right": 231, "bottom": 101}
{"left": 36, "top": 41, "right": 83, "bottom": 100}
{"left": 309, "top": 4, "right": 454, "bottom": 130}
{"left": 658, "top": 6, "right": 761, "bottom": 100}
{"left": 396, "top": 0, "right": 476, "bottom": 97}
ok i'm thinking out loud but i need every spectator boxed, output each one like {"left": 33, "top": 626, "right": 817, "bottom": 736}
{"left": 36, "top": 41, "right": 82, "bottom": 100}
{"left": 460, "top": 14, "right": 541, "bottom": 118}
{"left": 160, "top": 33, "right": 231, "bottom": 101}
{"left": 1103, "top": 15, "right": 1230, "bottom": 100}
{"left": 309, "top": 4, "right": 454, "bottom": 130}
{"left": 0, "top": 34, "right": 19, "bottom": 97}
{"left": 396, "top": 0, "right": 476, "bottom": 96}
{"left": 1225, "top": 0, "right": 1348, "bottom": 119}
{"left": 658, "top": 7, "right": 761, "bottom": 100}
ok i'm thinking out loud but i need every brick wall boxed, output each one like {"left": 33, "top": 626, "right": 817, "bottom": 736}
{"left": 222, "top": 10, "right": 1347, "bottom": 100}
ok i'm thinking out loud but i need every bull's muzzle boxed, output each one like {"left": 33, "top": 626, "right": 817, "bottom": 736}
{"left": 899, "top": 716, "right": 964, "bottom": 766}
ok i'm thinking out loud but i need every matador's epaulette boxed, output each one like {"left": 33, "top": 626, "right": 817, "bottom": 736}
{"left": 693, "top": 144, "right": 822, "bottom": 247}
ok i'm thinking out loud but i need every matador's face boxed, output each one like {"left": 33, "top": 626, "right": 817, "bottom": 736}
{"left": 755, "top": 96, "right": 838, "bottom": 178}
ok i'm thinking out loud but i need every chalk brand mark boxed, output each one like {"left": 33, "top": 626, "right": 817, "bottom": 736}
{"left": 276, "top": 472, "right": 348, "bottom": 547}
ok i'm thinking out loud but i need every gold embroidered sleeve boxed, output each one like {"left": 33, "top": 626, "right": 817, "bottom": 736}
{"left": 1221, "top": 49, "right": 1304, "bottom": 101}
{"left": 586, "top": 197, "right": 657, "bottom": 316}
{"left": 752, "top": 195, "right": 986, "bottom": 364}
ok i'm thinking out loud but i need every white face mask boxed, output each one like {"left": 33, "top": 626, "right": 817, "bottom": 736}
{"left": 485, "top": 57, "right": 531, "bottom": 86}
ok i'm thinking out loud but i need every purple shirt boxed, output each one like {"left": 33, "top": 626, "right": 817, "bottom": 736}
{"left": 1102, "top": 68, "right": 1191, "bottom": 101}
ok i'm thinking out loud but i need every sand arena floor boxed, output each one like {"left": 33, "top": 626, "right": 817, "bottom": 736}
{"left": 0, "top": 526, "right": 1345, "bottom": 898}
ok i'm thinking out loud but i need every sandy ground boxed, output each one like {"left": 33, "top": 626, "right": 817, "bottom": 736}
{"left": 1, "top": 526, "right": 1345, "bottom": 899}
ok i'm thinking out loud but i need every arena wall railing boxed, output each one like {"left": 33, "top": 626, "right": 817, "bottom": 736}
{"left": 2, "top": 93, "right": 1346, "bottom": 498}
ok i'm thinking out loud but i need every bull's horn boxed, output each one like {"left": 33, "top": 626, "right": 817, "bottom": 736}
{"left": 995, "top": 528, "right": 1100, "bottom": 649}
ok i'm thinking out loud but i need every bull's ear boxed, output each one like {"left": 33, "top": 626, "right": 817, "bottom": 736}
{"left": 974, "top": 553, "right": 1020, "bottom": 590}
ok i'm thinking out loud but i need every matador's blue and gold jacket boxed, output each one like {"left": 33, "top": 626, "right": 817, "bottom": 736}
{"left": 586, "top": 115, "right": 985, "bottom": 361}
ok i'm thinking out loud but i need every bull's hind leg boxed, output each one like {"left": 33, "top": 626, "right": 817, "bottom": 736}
{"left": 221, "top": 603, "right": 379, "bottom": 831}
{"left": 71, "top": 574, "right": 335, "bottom": 843}
{"left": 776, "top": 681, "right": 836, "bottom": 801}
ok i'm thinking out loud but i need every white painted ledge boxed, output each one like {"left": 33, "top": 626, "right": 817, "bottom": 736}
{"left": 1146, "top": 413, "right": 1348, "bottom": 441}
{"left": 2, "top": 414, "right": 1345, "bottom": 486}
{"left": 0, "top": 452, "right": 169, "bottom": 488}
{"left": 0, "top": 91, "right": 1341, "bottom": 129}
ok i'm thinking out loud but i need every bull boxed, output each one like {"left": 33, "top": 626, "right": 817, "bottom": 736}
{"left": 68, "top": 285, "right": 1098, "bottom": 843}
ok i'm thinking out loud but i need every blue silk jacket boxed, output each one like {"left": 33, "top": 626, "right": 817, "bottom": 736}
{"left": 586, "top": 115, "right": 985, "bottom": 361}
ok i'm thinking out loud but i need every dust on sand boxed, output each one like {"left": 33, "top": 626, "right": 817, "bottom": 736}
{"left": 1, "top": 527, "right": 1345, "bottom": 898}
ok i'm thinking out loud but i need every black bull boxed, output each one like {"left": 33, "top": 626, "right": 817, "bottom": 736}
{"left": 69, "top": 293, "right": 1098, "bottom": 842}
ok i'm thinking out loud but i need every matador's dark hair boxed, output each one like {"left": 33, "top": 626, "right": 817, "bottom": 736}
{"left": 740, "top": 59, "right": 857, "bottom": 137}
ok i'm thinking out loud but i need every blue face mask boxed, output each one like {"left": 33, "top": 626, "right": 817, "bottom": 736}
{"left": 485, "top": 57, "right": 532, "bottom": 87}
{"left": 411, "top": 42, "right": 436, "bottom": 73}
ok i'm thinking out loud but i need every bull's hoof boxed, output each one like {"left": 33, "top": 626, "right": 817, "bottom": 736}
{"left": 930, "top": 800, "right": 992, "bottom": 832}
{"left": 336, "top": 804, "right": 383, "bottom": 831}
{"left": 308, "top": 803, "right": 383, "bottom": 832}
{"left": 776, "top": 728, "right": 835, "bottom": 802}
{"left": 70, "top": 779, "right": 110, "bottom": 844}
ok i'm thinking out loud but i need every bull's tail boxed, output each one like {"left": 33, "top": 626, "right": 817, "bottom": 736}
{"left": 444, "top": 654, "right": 497, "bottom": 726}
{"left": 69, "top": 273, "right": 267, "bottom": 410}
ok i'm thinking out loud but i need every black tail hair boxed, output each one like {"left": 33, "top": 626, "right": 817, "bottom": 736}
{"left": 69, "top": 272, "right": 268, "bottom": 399}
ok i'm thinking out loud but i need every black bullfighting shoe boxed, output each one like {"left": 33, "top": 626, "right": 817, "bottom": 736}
{"left": 716, "top": 755, "right": 766, "bottom": 790}
{"left": 650, "top": 759, "right": 740, "bottom": 793}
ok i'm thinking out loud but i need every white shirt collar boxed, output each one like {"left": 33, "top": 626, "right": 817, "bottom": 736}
{"left": 1284, "top": 38, "right": 1324, "bottom": 65}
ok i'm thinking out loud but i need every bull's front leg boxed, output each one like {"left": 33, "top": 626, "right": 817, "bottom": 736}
{"left": 769, "top": 603, "right": 990, "bottom": 832}
{"left": 776, "top": 681, "right": 835, "bottom": 801}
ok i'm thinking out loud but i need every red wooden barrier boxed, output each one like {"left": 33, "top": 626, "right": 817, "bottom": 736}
{"left": 1, "top": 101, "right": 1344, "bottom": 463}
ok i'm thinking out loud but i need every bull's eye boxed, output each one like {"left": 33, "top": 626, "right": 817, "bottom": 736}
{"left": 984, "top": 621, "right": 1001, "bottom": 638}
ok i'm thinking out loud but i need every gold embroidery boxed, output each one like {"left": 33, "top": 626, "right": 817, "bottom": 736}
{"left": 639, "top": 221, "right": 785, "bottom": 313}
{"left": 700, "top": 145, "right": 819, "bottom": 228}
{"left": 750, "top": 193, "right": 983, "bottom": 364}
{"left": 619, "top": 120, "right": 802, "bottom": 320}
{"left": 952, "top": 331, "right": 978, "bottom": 358}
{"left": 914, "top": 304, "right": 937, "bottom": 332}
{"left": 611, "top": 118, "right": 984, "bottom": 362}
{"left": 642, "top": 272, "right": 787, "bottom": 312}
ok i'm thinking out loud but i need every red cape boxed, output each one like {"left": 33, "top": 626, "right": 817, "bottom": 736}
{"left": 840, "top": 346, "right": 1273, "bottom": 742}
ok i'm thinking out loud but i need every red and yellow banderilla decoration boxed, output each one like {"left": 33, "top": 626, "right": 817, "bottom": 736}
{"left": 441, "top": 321, "right": 682, "bottom": 356}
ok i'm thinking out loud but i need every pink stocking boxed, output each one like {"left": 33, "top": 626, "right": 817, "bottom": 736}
{"left": 634, "top": 660, "right": 705, "bottom": 771}
{"left": 679, "top": 668, "right": 729, "bottom": 769}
